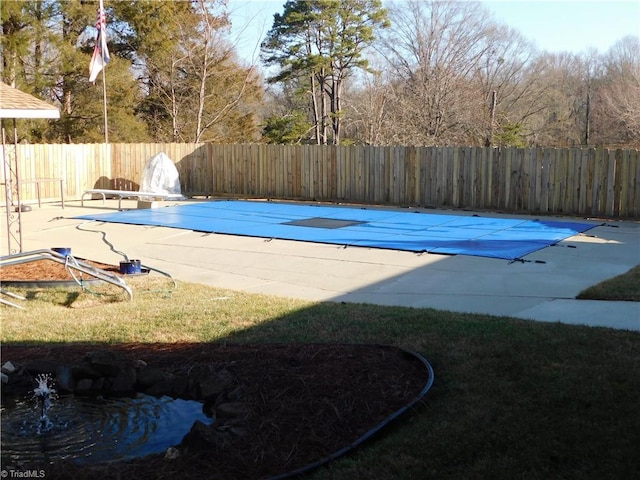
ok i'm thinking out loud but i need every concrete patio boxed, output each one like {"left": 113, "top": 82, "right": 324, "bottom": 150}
{"left": 3, "top": 199, "right": 639, "bottom": 331}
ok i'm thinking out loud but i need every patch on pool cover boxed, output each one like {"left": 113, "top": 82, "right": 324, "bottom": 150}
{"left": 283, "top": 217, "right": 367, "bottom": 229}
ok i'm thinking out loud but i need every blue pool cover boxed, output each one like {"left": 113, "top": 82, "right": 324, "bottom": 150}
{"left": 75, "top": 200, "right": 597, "bottom": 260}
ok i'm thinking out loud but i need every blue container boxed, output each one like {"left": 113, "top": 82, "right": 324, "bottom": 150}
{"left": 119, "top": 259, "right": 142, "bottom": 275}
{"left": 52, "top": 247, "right": 72, "bottom": 257}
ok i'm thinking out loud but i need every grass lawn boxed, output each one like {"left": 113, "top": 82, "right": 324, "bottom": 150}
{"left": 2, "top": 278, "right": 639, "bottom": 480}
{"left": 577, "top": 264, "right": 640, "bottom": 301}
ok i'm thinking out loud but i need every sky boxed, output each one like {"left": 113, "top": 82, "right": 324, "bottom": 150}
{"left": 228, "top": 0, "right": 640, "bottom": 64}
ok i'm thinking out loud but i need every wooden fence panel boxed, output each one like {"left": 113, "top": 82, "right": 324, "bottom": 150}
{"left": 613, "top": 149, "right": 624, "bottom": 217}
{"left": 451, "top": 147, "right": 461, "bottom": 208}
{"left": 335, "top": 145, "right": 345, "bottom": 200}
{"left": 372, "top": 146, "right": 382, "bottom": 203}
{"left": 633, "top": 149, "right": 640, "bottom": 217}
{"left": 309, "top": 144, "right": 318, "bottom": 199}
{"left": 307, "top": 145, "right": 316, "bottom": 199}
{"left": 499, "top": 147, "right": 509, "bottom": 210}
{"left": 15, "top": 145, "right": 36, "bottom": 201}
{"left": 361, "top": 145, "right": 369, "bottom": 203}
{"left": 591, "top": 148, "right": 603, "bottom": 215}
{"left": 587, "top": 148, "right": 598, "bottom": 215}
{"left": 425, "top": 147, "right": 437, "bottom": 207}
{"left": 300, "top": 145, "right": 309, "bottom": 199}
{"left": 527, "top": 148, "right": 536, "bottom": 211}
{"left": 434, "top": 147, "right": 445, "bottom": 206}
{"left": 621, "top": 149, "right": 635, "bottom": 217}
{"left": 5, "top": 143, "right": 638, "bottom": 218}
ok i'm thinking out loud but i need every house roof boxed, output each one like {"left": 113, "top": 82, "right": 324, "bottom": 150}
{"left": 0, "top": 82, "right": 60, "bottom": 119}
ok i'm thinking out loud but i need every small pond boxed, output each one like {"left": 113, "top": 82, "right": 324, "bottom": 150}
{"left": 1, "top": 393, "right": 213, "bottom": 465}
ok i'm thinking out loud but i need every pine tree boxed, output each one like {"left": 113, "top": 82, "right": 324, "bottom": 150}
{"left": 261, "top": 0, "right": 388, "bottom": 145}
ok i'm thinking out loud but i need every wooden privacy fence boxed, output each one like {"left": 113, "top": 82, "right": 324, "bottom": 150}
{"left": 2, "top": 143, "right": 639, "bottom": 218}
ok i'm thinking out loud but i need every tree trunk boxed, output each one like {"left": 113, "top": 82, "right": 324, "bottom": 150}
{"left": 584, "top": 88, "right": 590, "bottom": 146}
{"left": 319, "top": 70, "right": 329, "bottom": 145}
{"left": 309, "top": 74, "right": 321, "bottom": 144}
{"left": 485, "top": 90, "right": 497, "bottom": 147}
{"left": 195, "top": 46, "right": 209, "bottom": 143}
{"left": 332, "top": 75, "right": 342, "bottom": 145}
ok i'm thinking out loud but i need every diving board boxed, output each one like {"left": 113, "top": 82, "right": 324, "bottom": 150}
{"left": 75, "top": 200, "right": 598, "bottom": 260}
{"left": 81, "top": 189, "right": 185, "bottom": 210}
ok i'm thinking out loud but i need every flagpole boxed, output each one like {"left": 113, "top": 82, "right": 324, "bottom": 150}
{"left": 99, "top": 0, "right": 108, "bottom": 145}
{"left": 88, "top": 0, "right": 110, "bottom": 147}
{"left": 101, "top": 66, "right": 108, "bottom": 144}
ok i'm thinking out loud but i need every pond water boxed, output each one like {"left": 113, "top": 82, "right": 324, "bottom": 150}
{"left": 1, "top": 393, "right": 213, "bottom": 465}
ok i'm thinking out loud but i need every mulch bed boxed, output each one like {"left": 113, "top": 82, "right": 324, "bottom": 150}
{"left": 2, "top": 343, "right": 431, "bottom": 480}
{"left": 1, "top": 258, "right": 122, "bottom": 282}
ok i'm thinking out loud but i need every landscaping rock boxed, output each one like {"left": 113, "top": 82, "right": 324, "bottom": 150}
{"left": 71, "top": 363, "right": 103, "bottom": 379}
{"left": 75, "top": 378, "right": 93, "bottom": 391}
{"left": 226, "top": 385, "right": 247, "bottom": 402}
{"left": 56, "top": 365, "right": 75, "bottom": 392}
{"left": 215, "top": 401, "right": 250, "bottom": 420}
{"left": 85, "top": 349, "right": 128, "bottom": 377}
{"left": 137, "top": 366, "right": 168, "bottom": 389}
{"left": 111, "top": 366, "right": 138, "bottom": 393}
{"left": 182, "top": 421, "right": 237, "bottom": 451}
{"left": 164, "top": 447, "right": 180, "bottom": 460}
{"left": 91, "top": 377, "right": 105, "bottom": 391}
{"left": 2, "top": 361, "right": 17, "bottom": 374}
{"left": 145, "top": 379, "right": 178, "bottom": 398}
{"left": 198, "top": 369, "right": 234, "bottom": 400}
{"left": 25, "top": 359, "right": 59, "bottom": 375}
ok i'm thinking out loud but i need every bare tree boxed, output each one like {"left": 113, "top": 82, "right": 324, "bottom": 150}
{"left": 262, "top": 0, "right": 388, "bottom": 145}
{"left": 531, "top": 48, "right": 606, "bottom": 147}
{"left": 472, "top": 24, "right": 542, "bottom": 145}
{"left": 343, "top": 55, "right": 391, "bottom": 145}
{"left": 592, "top": 36, "right": 640, "bottom": 146}
{"left": 184, "top": 0, "right": 263, "bottom": 143}
{"left": 378, "top": 0, "right": 499, "bottom": 145}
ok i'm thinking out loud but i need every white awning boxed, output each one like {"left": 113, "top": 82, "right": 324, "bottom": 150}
{"left": 0, "top": 82, "right": 60, "bottom": 119}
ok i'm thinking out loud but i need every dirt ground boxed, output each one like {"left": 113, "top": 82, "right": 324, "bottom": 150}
{"left": 1, "top": 261, "right": 432, "bottom": 480}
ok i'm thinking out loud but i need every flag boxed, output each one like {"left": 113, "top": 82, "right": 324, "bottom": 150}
{"left": 88, "top": 0, "right": 110, "bottom": 82}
